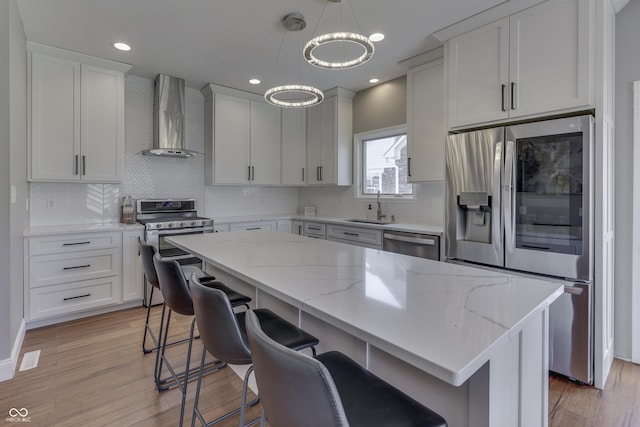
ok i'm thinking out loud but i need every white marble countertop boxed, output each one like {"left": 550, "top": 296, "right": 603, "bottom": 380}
{"left": 24, "top": 222, "right": 143, "bottom": 237}
{"left": 168, "top": 231, "right": 562, "bottom": 386}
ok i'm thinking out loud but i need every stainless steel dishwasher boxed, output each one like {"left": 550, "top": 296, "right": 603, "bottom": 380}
{"left": 382, "top": 230, "right": 440, "bottom": 261}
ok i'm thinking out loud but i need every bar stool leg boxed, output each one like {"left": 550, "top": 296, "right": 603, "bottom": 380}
{"left": 142, "top": 286, "right": 157, "bottom": 354}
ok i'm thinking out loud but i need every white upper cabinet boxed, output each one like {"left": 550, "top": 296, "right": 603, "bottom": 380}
{"left": 447, "top": 0, "right": 593, "bottom": 128}
{"left": 29, "top": 43, "right": 129, "bottom": 182}
{"left": 406, "top": 60, "right": 445, "bottom": 182}
{"left": 281, "top": 108, "right": 307, "bottom": 186}
{"left": 306, "top": 88, "right": 354, "bottom": 186}
{"left": 212, "top": 93, "right": 251, "bottom": 184}
{"left": 203, "top": 84, "right": 282, "bottom": 185}
{"left": 250, "top": 101, "right": 282, "bottom": 185}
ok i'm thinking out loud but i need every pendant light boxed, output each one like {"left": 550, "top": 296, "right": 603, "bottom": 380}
{"left": 264, "top": 13, "right": 324, "bottom": 108}
{"left": 304, "top": 0, "right": 374, "bottom": 70}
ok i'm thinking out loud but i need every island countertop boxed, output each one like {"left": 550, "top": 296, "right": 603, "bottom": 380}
{"left": 168, "top": 231, "right": 563, "bottom": 387}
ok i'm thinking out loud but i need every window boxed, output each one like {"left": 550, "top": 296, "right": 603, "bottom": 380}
{"left": 354, "top": 125, "right": 413, "bottom": 198}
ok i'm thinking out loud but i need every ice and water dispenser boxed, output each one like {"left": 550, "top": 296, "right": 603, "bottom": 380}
{"left": 455, "top": 191, "right": 493, "bottom": 244}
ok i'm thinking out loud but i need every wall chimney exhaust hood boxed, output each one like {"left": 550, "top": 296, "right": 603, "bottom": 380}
{"left": 141, "top": 74, "right": 202, "bottom": 158}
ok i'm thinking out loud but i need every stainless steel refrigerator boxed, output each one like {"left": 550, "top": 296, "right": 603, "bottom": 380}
{"left": 445, "top": 114, "right": 594, "bottom": 384}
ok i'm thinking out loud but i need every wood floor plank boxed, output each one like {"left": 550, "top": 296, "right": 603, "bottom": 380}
{"left": 2, "top": 306, "right": 640, "bottom": 426}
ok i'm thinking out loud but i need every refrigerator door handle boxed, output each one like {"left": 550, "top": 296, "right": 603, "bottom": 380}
{"left": 503, "top": 140, "right": 515, "bottom": 252}
{"left": 493, "top": 140, "right": 503, "bottom": 253}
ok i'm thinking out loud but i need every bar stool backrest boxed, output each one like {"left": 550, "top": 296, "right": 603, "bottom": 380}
{"left": 139, "top": 241, "right": 159, "bottom": 289}
{"left": 245, "top": 310, "right": 349, "bottom": 427}
{"left": 153, "top": 256, "right": 194, "bottom": 316}
{"left": 190, "top": 276, "right": 252, "bottom": 365}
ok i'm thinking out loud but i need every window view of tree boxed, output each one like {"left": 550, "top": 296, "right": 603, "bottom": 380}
{"left": 361, "top": 134, "right": 412, "bottom": 196}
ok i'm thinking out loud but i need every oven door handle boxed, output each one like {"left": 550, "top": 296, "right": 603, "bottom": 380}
{"left": 146, "top": 226, "right": 215, "bottom": 237}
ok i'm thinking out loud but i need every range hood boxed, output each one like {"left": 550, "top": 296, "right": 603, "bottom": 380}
{"left": 141, "top": 74, "right": 202, "bottom": 158}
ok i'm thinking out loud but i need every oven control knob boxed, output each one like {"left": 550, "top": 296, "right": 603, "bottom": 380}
{"left": 189, "top": 221, "right": 196, "bottom": 227}
{"left": 156, "top": 224, "right": 162, "bottom": 229}
{"left": 167, "top": 223, "right": 173, "bottom": 228}
{"left": 179, "top": 222, "right": 185, "bottom": 227}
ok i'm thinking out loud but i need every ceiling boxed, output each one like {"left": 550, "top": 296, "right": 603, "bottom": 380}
{"left": 15, "top": 0, "right": 506, "bottom": 94}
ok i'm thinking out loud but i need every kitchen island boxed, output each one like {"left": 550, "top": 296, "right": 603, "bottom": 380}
{"left": 168, "top": 231, "right": 563, "bottom": 427}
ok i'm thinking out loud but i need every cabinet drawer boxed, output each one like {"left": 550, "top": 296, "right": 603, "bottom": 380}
{"left": 30, "top": 249, "right": 120, "bottom": 288}
{"left": 304, "top": 222, "right": 326, "bottom": 236}
{"left": 326, "top": 224, "right": 382, "bottom": 247}
{"left": 29, "top": 277, "right": 119, "bottom": 320}
{"left": 29, "top": 232, "right": 121, "bottom": 255}
{"left": 230, "top": 221, "right": 275, "bottom": 231}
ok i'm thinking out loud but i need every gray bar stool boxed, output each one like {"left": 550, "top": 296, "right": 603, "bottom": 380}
{"left": 245, "top": 310, "right": 448, "bottom": 427}
{"left": 140, "top": 241, "right": 222, "bottom": 355}
{"left": 153, "top": 256, "right": 251, "bottom": 427}
{"left": 189, "top": 275, "right": 319, "bottom": 427}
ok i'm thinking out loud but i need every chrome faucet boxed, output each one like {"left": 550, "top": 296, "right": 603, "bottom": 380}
{"left": 376, "top": 191, "right": 386, "bottom": 221}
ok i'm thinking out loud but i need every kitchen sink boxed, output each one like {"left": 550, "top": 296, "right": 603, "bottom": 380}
{"left": 346, "top": 218, "right": 393, "bottom": 225}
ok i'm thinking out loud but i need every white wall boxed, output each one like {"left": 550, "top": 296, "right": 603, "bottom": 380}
{"left": 614, "top": 0, "right": 640, "bottom": 359}
{"left": 0, "top": 0, "right": 28, "bottom": 378}
{"left": 0, "top": 0, "right": 12, "bottom": 362}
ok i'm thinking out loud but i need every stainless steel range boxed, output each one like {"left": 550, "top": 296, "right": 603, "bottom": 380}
{"left": 137, "top": 198, "right": 214, "bottom": 305}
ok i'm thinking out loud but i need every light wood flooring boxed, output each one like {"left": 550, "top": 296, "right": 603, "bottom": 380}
{"left": 2, "top": 306, "right": 640, "bottom": 426}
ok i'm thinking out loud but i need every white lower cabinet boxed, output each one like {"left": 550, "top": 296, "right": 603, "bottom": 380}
{"left": 29, "top": 277, "right": 120, "bottom": 321}
{"left": 122, "top": 230, "right": 144, "bottom": 302}
{"left": 326, "top": 224, "right": 382, "bottom": 249}
{"left": 25, "top": 229, "right": 143, "bottom": 325}
{"left": 229, "top": 221, "right": 276, "bottom": 231}
{"left": 291, "top": 220, "right": 304, "bottom": 235}
{"left": 276, "top": 220, "right": 292, "bottom": 233}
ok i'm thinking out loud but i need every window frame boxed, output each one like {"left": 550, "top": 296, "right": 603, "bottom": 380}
{"left": 353, "top": 124, "right": 415, "bottom": 201}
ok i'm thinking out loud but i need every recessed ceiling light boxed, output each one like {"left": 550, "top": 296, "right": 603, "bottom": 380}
{"left": 369, "top": 78, "right": 380, "bottom": 84}
{"left": 369, "top": 33, "right": 385, "bottom": 42}
{"left": 113, "top": 42, "right": 131, "bottom": 51}
{"left": 249, "top": 78, "right": 261, "bottom": 85}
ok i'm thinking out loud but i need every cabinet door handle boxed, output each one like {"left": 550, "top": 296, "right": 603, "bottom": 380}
{"left": 302, "top": 168, "right": 305, "bottom": 182}
{"left": 501, "top": 84, "right": 507, "bottom": 112}
{"left": 63, "top": 264, "right": 91, "bottom": 270}
{"left": 319, "top": 166, "right": 323, "bottom": 181}
{"left": 62, "top": 241, "right": 91, "bottom": 246}
{"left": 252, "top": 166, "right": 255, "bottom": 181}
{"left": 82, "top": 155, "right": 86, "bottom": 175}
{"left": 248, "top": 166, "right": 252, "bottom": 181}
{"left": 408, "top": 157, "right": 412, "bottom": 177}
{"left": 316, "top": 166, "right": 320, "bottom": 181}
{"left": 64, "top": 293, "right": 91, "bottom": 301}
{"left": 74, "top": 155, "right": 79, "bottom": 175}
{"left": 511, "top": 82, "right": 517, "bottom": 110}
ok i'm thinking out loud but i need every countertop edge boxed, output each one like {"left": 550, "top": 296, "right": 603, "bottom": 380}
{"left": 24, "top": 223, "right": 144, "bottom": 237}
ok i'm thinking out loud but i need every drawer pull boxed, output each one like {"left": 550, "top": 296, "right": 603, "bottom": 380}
{"left": 308, "top": 226, "right": 321, "bottom": 231}
{"left": 63, "top": 264, "right": 91, "bottom": 270}
{"left": 62, "top": 241, "right": 91, "bottom": 246}
{"left": 343, "top": 232, "right": 360, "bottom": 237}
{"left": 63, "top": 293, "right": 91, "bottom": 301}
{"left": 246, "top": 227, "right": 261, "bottom": 230}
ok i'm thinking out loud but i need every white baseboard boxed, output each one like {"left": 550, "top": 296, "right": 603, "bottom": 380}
{"left": 0, "top": 319, "right": 26, "bottom": 382}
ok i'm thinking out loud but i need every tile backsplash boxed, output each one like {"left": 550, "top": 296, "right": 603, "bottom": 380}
{"left": 30, "top": 183, "right": 120, "bottom": 225}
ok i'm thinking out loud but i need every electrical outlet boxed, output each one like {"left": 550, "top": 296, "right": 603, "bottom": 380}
{"left": 47, "top": 198, "right": 55, "bottom": 209}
